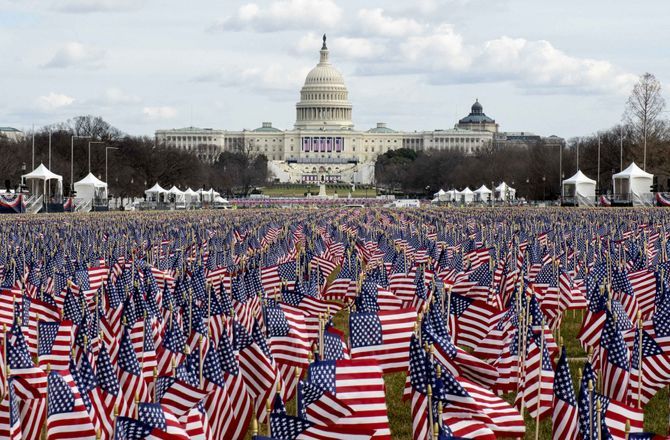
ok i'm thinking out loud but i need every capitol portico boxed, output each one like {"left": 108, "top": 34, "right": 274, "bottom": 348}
{"left": 155, "top": 35, "right": 560, "bottom": 185}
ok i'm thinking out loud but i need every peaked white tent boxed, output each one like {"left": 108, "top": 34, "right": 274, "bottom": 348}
{"left": 74, "top": 172, "right": 107, "bottom": 203}
{"left": 612, "top": 162, "right": 654, "bottom": 205}
{"left": 21, "top": 163, "right": 63, "bottom": 199}
{"left": 199, "top": 188, "right": 220, "bottom": 203}
{"left": 446, "top": 189, "right": 458, "bottom": 202}
{"left": 495, "top": 182, "right": 516, "bottom": 201}
{"left": 459, "top": 187, "right": 474, "bottom": 204}
{"left": 184, "top": 187, "right": 199, "bottom": 205}
{"left": 474, "top": 185, "right": 493, "bottom": 202}
{"left": 432, "top": 189, "right": 449, "bottom": 203}
{"left": 145, "top": 183, "right": 167, "bottom": 202}
{"left": 562, "top": 170, "right": 596, "bottom": 205}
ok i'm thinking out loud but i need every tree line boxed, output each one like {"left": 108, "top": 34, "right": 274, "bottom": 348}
{"left": 375, "top": 73, "right": 669, "bottom": 200}
{"left": 0, "top": 116, "right": 267, "bottom": 199}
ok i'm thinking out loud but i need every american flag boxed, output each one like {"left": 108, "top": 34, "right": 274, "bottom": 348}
{"left": 552, "top": 347, "right": 579, "bottom": 440}
{"left": 599, "top": 311, "right": 630, "bottom": 402}
{"left": 629, "top": 328, "right": 670, "bottom": 405}
{"left": 46, "top": 370, "right": 97, "bottom": 439}
{"left": 447, "top": 293, "right": 502, "bottom": 350}
{"left": 307, "top": 359, "right": 391, "bottom": 440}
{"left": 298, "top": 380, "right": 353, "bottom": 427}
{"left": 233, "top": 319, "right": 281, "bottom": 424}
{"left": 350, "top": 308, "right": 416, "bottom": 373}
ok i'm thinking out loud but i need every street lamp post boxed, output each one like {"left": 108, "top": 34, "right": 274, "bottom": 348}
{"left": 542, "top": 176, "right": 546, "bottom": 200}
{"left": 71, "top": 135, "right": 91, "bottom": 194}
{"left": 88, "top": 141, "right": 104, "bottom": 173}
{"left": 559, "top": 141, "right": 563, "bottom": 192}
{"left": 105, "top": 147, "right": 119, "bottom": 185}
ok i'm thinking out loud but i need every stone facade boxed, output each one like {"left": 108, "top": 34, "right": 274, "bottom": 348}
{"left": 155, "top": 35, "right": 561, "bottom": 184}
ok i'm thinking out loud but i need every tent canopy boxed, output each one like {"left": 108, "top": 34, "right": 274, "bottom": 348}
{"left": 563, "top": 170, "right": 596, "bottom": 185}
{"left": 612, "top": 162, "right": 653, "bottom": 180}
{"left": 145, "top": 183, "right": 167, "bottom": 194}
{"left": 75, "top": 172, "right": 107, "bottom": 188}
{"left": 167, "top": 186, "right": 185, "bottom": 196}
{"left": 612, "top": 162, "right": 654, "bottom": 204}
{"left": 460, "top": 187, "right": 473, "bottom": 194}
{"left": 21, "top": 163, "right": 63, "bottom": 199}
{"left": 474, "top": 185, "right": 492, "bottom": 194}
{"left": 184, "top": 187, "right": 198, "bottom": 196}
{"left": 495, "top": 182, "right": 516, "bottom": 201}
{"left": 74, "top": 172, "right": 108, "bottom": 202}
{"left": 22, "top": 163, "right": 62, "bottom": 182}
{"left": 562, "top": 170, "right": 596, "bottom": 201}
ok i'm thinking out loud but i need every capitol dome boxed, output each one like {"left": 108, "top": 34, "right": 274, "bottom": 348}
{"left": 295, "top": 35, "right": 353, "bottom": 130}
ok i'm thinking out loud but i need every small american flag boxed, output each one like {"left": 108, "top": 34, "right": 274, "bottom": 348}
{"left": 350, "top": 308, "right": 416, "bottom": 373}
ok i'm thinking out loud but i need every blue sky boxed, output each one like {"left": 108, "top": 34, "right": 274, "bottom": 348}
{"left": 1, "top": 0, "right": 668, "bottom": 138}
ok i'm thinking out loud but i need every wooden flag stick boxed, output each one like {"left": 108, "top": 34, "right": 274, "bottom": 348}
{"left": 535, "top": 318, "right": 545, "bottom": 440}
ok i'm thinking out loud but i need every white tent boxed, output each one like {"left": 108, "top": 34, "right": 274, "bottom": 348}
{"left": 460, "top": 187, "right": 474, "bottom": 204}
{"left": 473, "top": 185, "right": 493, "bottom": 202}
{"left": 74, "top": 172, "right": 107, "bottom": 203}
{"left": 446, "top": 189, "right": 458, "bottom": 202}
{"left": 21, "top": 163, "right": 63, "bottom": 200}
{"left": 184, "top": 187, "right": 199, "bottom": 204}
{"left": 167, "top": 186, "right": 185, "bottom": 201}
{"left": 145, "top": 183, "right": 167, "bottom": 202}
{"left": 199, "top": 188, "right": 220, "bottom": 203}
{"left": 612, "top": 162, "right": 654, "bottom": 205}
{"left": 562, "top": 170, "right": 596, "bottom": 205}
{"left": 432, "top": 189, "right": 450, "bottom": 203}
{"left": 495, "top": 182, "right": 516, "bottom": 201}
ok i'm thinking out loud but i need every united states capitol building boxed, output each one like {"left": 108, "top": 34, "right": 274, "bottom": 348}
{"left": 155, "top": 35, "right": 562, "bottom": 185}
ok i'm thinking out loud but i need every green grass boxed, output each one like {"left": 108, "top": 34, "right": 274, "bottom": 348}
{"left": 245, "top": 306, "right": 670, "bottom": 439}
{"left": 260, "top": 185, "right": 378, "bottom": 198}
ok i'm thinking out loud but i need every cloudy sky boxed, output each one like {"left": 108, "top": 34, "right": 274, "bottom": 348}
{"left": 1, "top": 0, "right": 668, "bottom": 138}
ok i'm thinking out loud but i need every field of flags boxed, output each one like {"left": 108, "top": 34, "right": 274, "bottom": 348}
{"left": 1, "top": 207, "right": 670, "bottom": 439}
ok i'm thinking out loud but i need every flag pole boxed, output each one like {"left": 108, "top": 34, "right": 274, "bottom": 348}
{"left": 295, "top": 367, "right": 301, "bottom": 417}
{"left": 596, "top": 398, "right": 602, "bottom": 440}
{"left": 625, "top": 419, "right": 630, "bottom": 440}
{"left": 43, "top": 363, "right": 51, "bottom": 440}
{"left": 427, "top": 383, "right": 434, "bottom": 440}
{"left": 588, "top": 379, "right": 594, "bottom": 440}
{"left": 637, "top": 313, "right": 642, "bottom": 410}
{"left": 535, "top": 318, "right": 545, "bottom": 440}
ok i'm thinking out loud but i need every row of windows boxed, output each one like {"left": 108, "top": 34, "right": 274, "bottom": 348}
{"left": 166, "top": 135, "right": 216, "bottom": 141}
{"left": 301, "top": 92, "right": 347, "bottom": 101}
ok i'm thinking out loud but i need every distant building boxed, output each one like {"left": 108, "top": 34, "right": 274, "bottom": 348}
{"left": 0, "top": 127, "right": 24, "bottom": 142}
{"left": 456, "top": 100, "right": 499, "bottom": 133}
{"left": 154, "top": 127, "right": 225, "bottom": 163}
{"left": 155, "top": 35, "right": 563, "bottom": 184}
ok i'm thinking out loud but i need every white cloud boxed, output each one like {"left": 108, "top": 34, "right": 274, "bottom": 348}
{"left": 103, "top": 88, "right": 140, "bottom": 104}
{"left": 197, "top": 63, "right": 309, "bottom": 93}
{"left": 44, "top": 42, "right": 105, "bottom": 68}
{"left": 37, "top": 92, "right": 75, "bottom": 110}
{"left": 476, "top": 37, "right": 638, "bottom": 93}
{"left": 143, "top": 106, "right": 177, "bottom": 120}
{"left": 212, "top": 0, "right": 342, "bottom": 32}
{"left": 357, "top": 9, "right": 423, "bottom": 37}
{"left": 399, "top": 24, "right": 470, "bottom": 71}
{"left": 52, "top": 0, "right": 145, "bottom": 13}
{"left": 350, "top": 23, "right": 635, "bottom": 95}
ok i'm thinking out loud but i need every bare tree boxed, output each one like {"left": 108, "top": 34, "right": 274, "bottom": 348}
{"left": 624, "top": 73, "right": 666, "bottom": 170}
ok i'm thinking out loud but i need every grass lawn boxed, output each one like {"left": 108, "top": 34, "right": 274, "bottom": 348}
{"left": 246, "top": 307, "right": 669, "bottom": 439}
{"left": 260, "top": 185, "right": 379, "bottom": 198}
